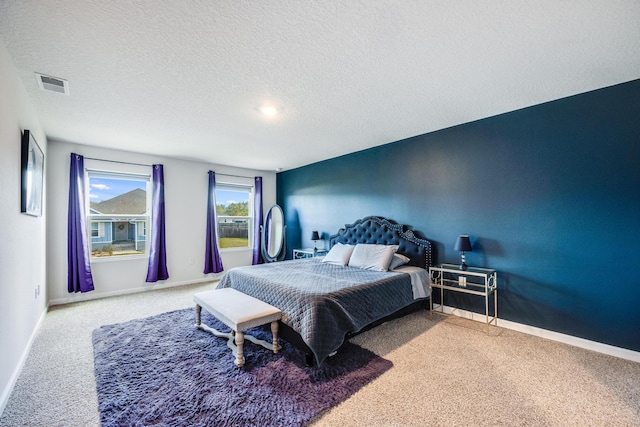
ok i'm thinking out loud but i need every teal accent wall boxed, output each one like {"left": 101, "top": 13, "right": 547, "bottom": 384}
{"left": 277, "top": 79, "right": 640, "bottom": 352}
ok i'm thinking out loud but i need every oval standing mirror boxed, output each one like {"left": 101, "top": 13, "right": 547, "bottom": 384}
{"left": 261, "top": 204, "right": 286, "bottom": 262}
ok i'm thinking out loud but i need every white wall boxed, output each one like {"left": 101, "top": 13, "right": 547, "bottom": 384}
{"left": 47, "top": 140, "right": 276, "bottom": 304}
{"left": 0, "top": 39, "right": 48, "bottom": 415}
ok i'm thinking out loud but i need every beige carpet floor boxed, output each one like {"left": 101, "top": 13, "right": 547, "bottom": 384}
{"left": 1, "top": 282, "right": 639, "bottom": 426}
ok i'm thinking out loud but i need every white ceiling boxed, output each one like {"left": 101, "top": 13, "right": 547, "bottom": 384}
{"left": 1, "top": 1, "right": 639, "bottom": 172}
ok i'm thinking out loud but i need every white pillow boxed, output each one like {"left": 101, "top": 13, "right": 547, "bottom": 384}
{"left": 389, "top": 253, "right": 410, "bottom": 270}
{"left": 348, "top": 244, "right": 399, "bottom": 272}
{"left": 322, "top": 243, "right": 355, "bottom": 266}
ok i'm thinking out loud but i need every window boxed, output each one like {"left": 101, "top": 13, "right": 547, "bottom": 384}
{"left": 215, "top": 183, "right": 253, "bottom": 250}
{"left": 91, "top": 221, "right": 105, "bottom": 238}
{"left": 87, "top": 170, "right": 150, "bottom": 259}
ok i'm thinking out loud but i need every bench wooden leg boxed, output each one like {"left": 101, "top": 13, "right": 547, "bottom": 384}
{"left": 234, "top": 331, "right": 245, "bottom": 367}
{"left": 271, "top": 321, "right": 279, "bottom": 354}
{"left": 195, "top": 304, "right": 202, "bottom": 326}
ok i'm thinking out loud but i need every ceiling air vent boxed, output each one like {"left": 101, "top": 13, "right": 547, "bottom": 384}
{"left": 35, "top": 72, "right": 69, "bottom": 95}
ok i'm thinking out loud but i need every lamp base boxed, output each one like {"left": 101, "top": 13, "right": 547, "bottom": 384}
{"left": 459, "top": 252, "right": 467, "bottom": 270}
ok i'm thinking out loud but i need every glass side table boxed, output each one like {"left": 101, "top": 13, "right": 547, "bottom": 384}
{"left": 429, "top": 263, "right": 498, "bottom": 328}
{"left": 293, "top": 248, "right": 328, "bottom": 259}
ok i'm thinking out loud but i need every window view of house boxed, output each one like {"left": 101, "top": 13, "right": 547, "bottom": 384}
{"left": 215, "top": 185, "right": 252, "bottom": 249}
{"left": 87, "top": 172, "right": 150, "bottom": 258}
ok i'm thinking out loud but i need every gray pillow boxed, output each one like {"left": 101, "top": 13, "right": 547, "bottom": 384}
{"left": 389, "top": 253, "right": 410, "bottom": 270}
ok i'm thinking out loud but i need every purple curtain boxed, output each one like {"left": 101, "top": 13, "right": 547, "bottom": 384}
{"left": 252, "top": 176, "right": 263, "bottom": 265}
{"left": 67, "top": 153, "right": 94, "bottom": 293}
{"left": 204, "top": 171, "right": 224, "bottom": 274}
{"left": 145, "top": 164, "right": 169, "bottom": 282}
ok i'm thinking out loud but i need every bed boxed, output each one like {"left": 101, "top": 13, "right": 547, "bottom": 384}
{"left": 217, "top": 216, "right": 433, "bottom": 365}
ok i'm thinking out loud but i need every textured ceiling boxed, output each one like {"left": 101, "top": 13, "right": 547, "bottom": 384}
{"left": 1, "top": 1, "right": 639, "bottom": 171}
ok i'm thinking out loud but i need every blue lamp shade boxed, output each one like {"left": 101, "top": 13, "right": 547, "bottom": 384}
{"left": 454, "top": 235, "right": 472, "bottom": 270}
{"left": 454, "top": 235, "right": 472, "bottom": 252}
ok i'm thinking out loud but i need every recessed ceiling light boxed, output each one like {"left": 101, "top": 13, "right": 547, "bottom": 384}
{"left": 260, "top": 105, "right": 278, "bottom": 116}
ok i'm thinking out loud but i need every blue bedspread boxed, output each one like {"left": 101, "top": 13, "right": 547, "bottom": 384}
{"left": 218, "top": 258, "right": 414, "bottom": 365}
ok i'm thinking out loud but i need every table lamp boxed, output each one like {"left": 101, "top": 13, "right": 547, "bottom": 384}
{"left": 454, "top": 235, "right": 472, "bottom": 271}
{"left": 311, "top": 231, "right": 320, "bottom": 252}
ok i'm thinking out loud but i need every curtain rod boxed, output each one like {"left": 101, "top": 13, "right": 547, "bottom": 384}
{"left": 83, "top": 156, "right": 152, "bottom": 168}
{"left": 82, "top": 157, "right": 258, "bottom": 178}
{"left": 215, "top": 172, "right": 258, "bottom": 180}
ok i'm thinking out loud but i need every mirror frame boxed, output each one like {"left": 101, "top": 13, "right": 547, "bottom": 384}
{"left": 261, "top": 204, "right": 286, "bottom": 262}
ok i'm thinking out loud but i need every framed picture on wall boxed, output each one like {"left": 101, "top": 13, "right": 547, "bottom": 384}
{"left": 21, "top": 130, "right": 44, "bottom": 217}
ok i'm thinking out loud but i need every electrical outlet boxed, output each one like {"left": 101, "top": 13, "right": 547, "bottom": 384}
{"left": 35, "top": 288, "right": 38, "bottom": 299}
{"left": 458, "top": 276, "right": 467, "bottom": 287}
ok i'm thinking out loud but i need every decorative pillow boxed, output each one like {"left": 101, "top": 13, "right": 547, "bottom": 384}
{"left": 322, "top": 243, "right": 355, "bottom": 266}
{"left": 348, "top": 244, "right": 399, "bottom": 272}
{"left": 389, "top": 253, "right": 410, "bottom": 270}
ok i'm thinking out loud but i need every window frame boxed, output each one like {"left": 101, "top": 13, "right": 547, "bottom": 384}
{"left": 91, "top": 221, "right": 105, "bottom": 238}
{"left": 85, "top": 168, "right": 152, "bottom": 262}
{"left": 215, "top": 182, "right": 255, "bottom": 252}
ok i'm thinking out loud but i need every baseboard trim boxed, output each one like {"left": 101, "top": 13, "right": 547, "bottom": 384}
{"left": 3, "top": 278, "right": 224, "bottom": 415}
{"left": 0, "top": 304, "right": 48, "bottom": 418}
{"left": 48, "top": 276, "right": 222, "bottom": 306}
{"left": 435, "top": 305, "right": 640, "bottom": 363}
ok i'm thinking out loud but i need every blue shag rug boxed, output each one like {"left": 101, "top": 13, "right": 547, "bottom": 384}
{"left": 92, "top": 308, "right": 392, "bottom": 426}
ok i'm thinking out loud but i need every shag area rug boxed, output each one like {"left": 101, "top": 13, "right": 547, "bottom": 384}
{"left": 92, "top": 308, "right": 392, "bottom": 426}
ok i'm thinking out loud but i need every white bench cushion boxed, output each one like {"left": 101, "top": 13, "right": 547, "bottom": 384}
{"left": 194, "top": 288, "right": 281, "bottom": 331}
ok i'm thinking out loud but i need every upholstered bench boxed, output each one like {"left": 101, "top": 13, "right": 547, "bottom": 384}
{"left": 193, "top": 288, "right": 282, "bottom": 367}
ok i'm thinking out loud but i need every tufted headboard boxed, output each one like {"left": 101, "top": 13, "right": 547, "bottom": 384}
{"left": 328, "top": 216, "right": 433, "bottom": 269}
